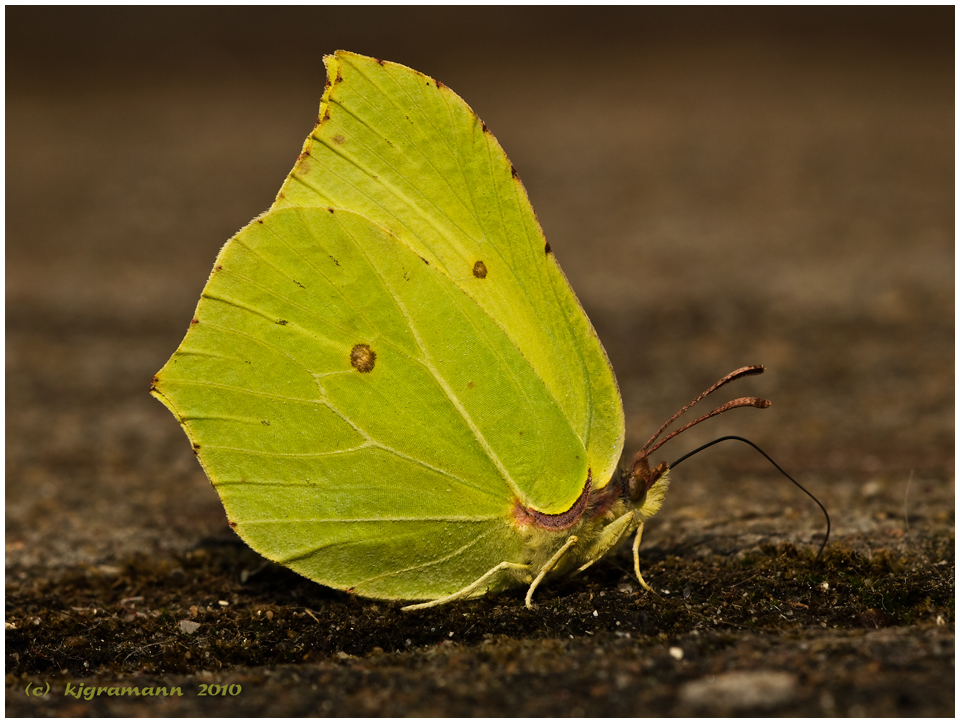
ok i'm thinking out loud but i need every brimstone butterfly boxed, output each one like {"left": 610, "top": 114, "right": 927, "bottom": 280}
{"left": 152, "top": 51, "right": 771, "bottom": 610}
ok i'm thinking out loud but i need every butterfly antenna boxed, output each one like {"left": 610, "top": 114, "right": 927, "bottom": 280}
{"left": 641, "top": 396, "right": 771, "bottom": 460}
{"left": 630, "top": 366, "right": 770, "bottom": 490}
{"left": 638, "top": 365, "right": 767, "bottom": 455}
{"left": 670, "top": 435, "right": 831, "bottom": 562}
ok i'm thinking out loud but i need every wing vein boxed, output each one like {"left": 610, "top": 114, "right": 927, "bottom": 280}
{"left": 337, "top": 215, "right": 523, "bottom": 499}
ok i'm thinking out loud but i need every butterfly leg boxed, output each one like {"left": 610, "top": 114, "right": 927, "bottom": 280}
{"left": 631, "top": 522, "right": 656, "bottom": 593}
{"left": 572, "top": 511, "right": 637, "bottom": 576}
{"left": 401, "top": 561, "right": 531, "bottom": 612}
{"left": 524, "top": 535, "right": 578, "bottom": 609}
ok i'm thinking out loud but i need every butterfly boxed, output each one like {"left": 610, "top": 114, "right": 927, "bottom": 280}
{"left": 152, "top": 51, "right": 770, "bottom": 610}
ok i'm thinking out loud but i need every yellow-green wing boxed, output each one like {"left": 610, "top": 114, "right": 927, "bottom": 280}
{"left": 274, "top": 51, "right": 624, "bottom": 509}
{"left": 153, "top": 52, "right": 626, "bottom": 600}
{"left": 154, "top": 208, "right": 591, "bottom": 599}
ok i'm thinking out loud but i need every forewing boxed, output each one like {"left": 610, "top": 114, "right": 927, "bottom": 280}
{"left": 274, "top": 51, "right": 625, "bottom": 504}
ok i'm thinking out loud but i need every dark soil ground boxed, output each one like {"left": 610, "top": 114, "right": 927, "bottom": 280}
{"left": 7, "top": 7, "right": 954, "bottom": 716}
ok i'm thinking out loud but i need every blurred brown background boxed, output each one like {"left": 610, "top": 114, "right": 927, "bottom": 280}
{"left": 7, "top": 6, "right": 953, "bottom": 716}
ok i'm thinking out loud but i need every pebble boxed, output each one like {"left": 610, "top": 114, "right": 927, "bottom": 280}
{"left": 680, "top": 670, "right": 797, "bottom": 711}
{"left": 178, "top": 620, "right": 201, "bottom": 634}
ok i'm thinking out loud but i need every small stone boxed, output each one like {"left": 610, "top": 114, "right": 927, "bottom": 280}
{"left": 680, "top": 670, "right": 797, "bottom": 712}
{"left": 861, "top": 479, "right": 883, "bottom": 497}
{"left": 178, "top": 620, "right": 201, "bottom": 634}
